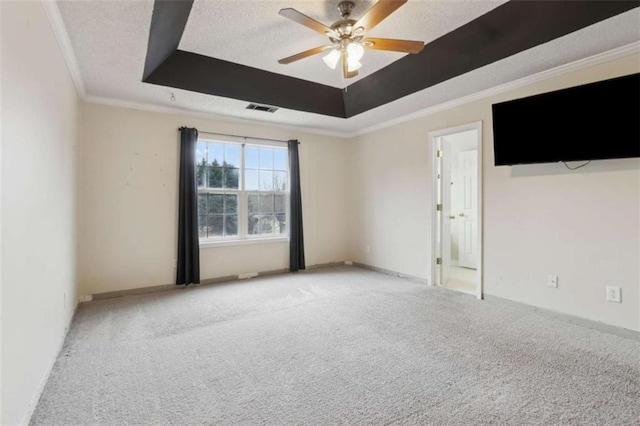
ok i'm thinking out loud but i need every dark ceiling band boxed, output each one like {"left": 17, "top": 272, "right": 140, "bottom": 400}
{"left": 147, "top": 50, "right": 346, "bottom": 117}
{"left": 143, "top": 0, "right": 194, "bottom": 81}
{"left": 344, "top": 0, "right": 639, "bottom": 117}
{"left": 146, "top": 1, "right": 639, "bottom": 119}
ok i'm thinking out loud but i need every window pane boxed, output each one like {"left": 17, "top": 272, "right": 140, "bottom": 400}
{"left": 208, "top": 166, "right": 223, "bottom": 188}
{"left": 259, "top": 147, "right": 273, "bottom": 170}
{"left": 224, "top": 194, "right": 237, "bottom": 214}
{"left": 248, "top": 194, "right": 260, "bottom": 214}
{"left": 245, "top": 146, "right": 259, "bottom": 169}
{"left": 274, "top": 149, "right": 287, "bottom": 171}
{"left": 274, "top": 194, "right": 287, "bottom": 213}
{"left": 259, "top": 170, "right": 273, "bottom": 191}
{"left": 224, "top": 215, "right": 238, "bottom": 236}
{"left": 207, "top": 194, "right": 223, "bottom": 214}
{"left": 223, "top": 167, "right": 239, "bottom": 189}
{"left": 197, "top": 142, "right": 207, "bottom": 163}
{"left": 207, "top": 215, "right": 223, "bottom": 237}
{"left": 197, "top": 162, "right": 207, "bottom": 188}
{"left": 198, "top": 194, "right": 207, "bottom": 216}
{"left": 197, "top": 142, "right": 207, "bottom": 188}
{"left": 209, "top": 143, "right": 223, "bottom": 166}
{"left": 248, "top": 214, "right": 261, "bottom": 235}
{"left": 245, "top": 169, "right": 259, "bottom": 191}
{"left": 224, "top": 144, "right": 240, "bottom": 168}
{"left": 260, "top": 216, "right": 277, "bottom": 235}
{"left": 260, "top": 194, "right": 274, "bottom": 213}
{"left": 274, "top": 171, "right": 287, "bottom": 191}
{"left": 276, "top": 213, "right": 287, "bottom": 235}
{"left": 198, "top": 216, "right": 207, "bottom": 238}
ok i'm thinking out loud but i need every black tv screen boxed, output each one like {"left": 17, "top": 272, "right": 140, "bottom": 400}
{"left": 492, "top": 73, "right": 640, "bottom": 166}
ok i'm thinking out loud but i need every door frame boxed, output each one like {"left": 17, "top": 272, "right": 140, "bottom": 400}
{"left": 429, "top": 121, "right": 483, "bottom": 300}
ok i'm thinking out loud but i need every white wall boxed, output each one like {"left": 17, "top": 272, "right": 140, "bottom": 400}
{"left": 78, "top": 103, "right": 350, "bottom": 295}
{"left": 1, "top": 2, "right": 79, "bottom": 424}
{"left": 348, "top": 54, "right": 640, "bottom": 331}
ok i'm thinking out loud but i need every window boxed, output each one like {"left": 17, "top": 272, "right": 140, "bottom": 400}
{"left": 196, "top": 139, "right": 288, "bottom": 243}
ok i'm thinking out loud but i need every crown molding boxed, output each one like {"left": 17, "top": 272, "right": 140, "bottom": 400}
{"left": 83, "top": 39, "right": 639, "bottom": 141}
{"left": 50, "top": 0, "right": 638, "bottom": 142}
{"left": 87, "top": 41, "right": 638, "bottom": 140}
{"left": 82, "top": 95, "right": 352, "bottom": 139}
{"left": 41, "top": 0, "right": 86, "bottom": 97}
{"left": 348, "top": 41, "right": 640, "bottom": 138}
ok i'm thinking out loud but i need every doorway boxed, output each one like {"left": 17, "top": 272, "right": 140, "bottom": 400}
{"left": 430, "top": 122, "right": 483, "bottom": 299}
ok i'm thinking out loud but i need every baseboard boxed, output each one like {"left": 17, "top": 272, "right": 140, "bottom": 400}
{"left": 85, "top": 263, "right": 640, "bottom": 341}
{"left": 22, "top": 300, "right": 80, "bottom": 425}
{"left": 254, "top": 268, "right": 290, "bottom": 278}
{"left": 350, "top": 263, "right": 639, "bottom": 339}
{"left": 352, "top": 262, "right": 429, "bottom": 285}
{"left": 86, "top": 261, "right": 350, "bottom": 301}
{"left": 91, "top": 283, "right": 176, "bottom": 300}
{"left": 306, "top": 261, "right": 347, "bottom": 270}
{"left": 483, "top": 294, "right": 640, "bottom": 342}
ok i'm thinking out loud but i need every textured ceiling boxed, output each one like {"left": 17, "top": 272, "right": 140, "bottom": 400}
{"left": 57, "top": 1, "right": 640, "bottom": 135}
{"left": 179, "top": 0, "right": 507, "bottom": 88}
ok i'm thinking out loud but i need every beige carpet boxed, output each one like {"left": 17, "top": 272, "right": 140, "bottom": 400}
{"left": 31, "top": 266, "right": 640, "bottom": 425}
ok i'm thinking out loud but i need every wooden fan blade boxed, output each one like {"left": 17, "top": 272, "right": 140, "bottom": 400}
{"left": 278, "top": 46, "right": 333, "bottom": 64}
{"left": 341, "top": 50, "right": 358, "bottom": 79}
{"left": 363, "top": 37, "right": 424, "bottom": 54}
{"left": 355, "top": 0, "right": 407, "bottom": 32}
{"left": 279, "top": 8, "right": 336, "bottom": 37}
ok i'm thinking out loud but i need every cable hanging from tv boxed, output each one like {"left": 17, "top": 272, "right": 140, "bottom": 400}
{"left": 563, "top": 160, "right": 591, "bottom": 170}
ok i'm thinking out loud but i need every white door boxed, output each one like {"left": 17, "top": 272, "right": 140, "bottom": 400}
{"left": 457, "top": 150, "right": 478, "bottom": 269}
{"left": 441, "top": 139, "right": 453, "bottom": 284}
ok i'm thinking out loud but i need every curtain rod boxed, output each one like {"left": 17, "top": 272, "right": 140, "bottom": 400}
{"left": 178, "top": 128, "right": 295, "bottom": 144}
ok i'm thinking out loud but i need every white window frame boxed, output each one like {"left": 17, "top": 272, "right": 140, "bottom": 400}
{"left": 197, "top": 137, "right": 290, "bottom": 247}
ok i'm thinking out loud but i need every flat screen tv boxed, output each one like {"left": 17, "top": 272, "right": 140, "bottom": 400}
{"left": 492, "top": 73, "right": 640, "bottom": 166}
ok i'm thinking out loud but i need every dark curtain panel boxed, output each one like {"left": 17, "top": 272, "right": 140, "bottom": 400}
{"left": 176, "top": 127, "right": 200, "bottom": 285}
{"left": 288, "top": 140, "right": 306, "bottom": 272}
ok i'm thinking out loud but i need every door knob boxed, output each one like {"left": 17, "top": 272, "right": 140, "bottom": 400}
{"left": 448, "top": 215, "right": 456, "bottom": 219}
{"left": 458, "top": 213, "right": 465, "bottom": 217}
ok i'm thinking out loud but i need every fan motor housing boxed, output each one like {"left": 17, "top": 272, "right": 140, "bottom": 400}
{"left": 331, "top": 19, "right": 357, "bottom": 38}
{"left": 338, "top": 1, "right": 355, "bottom": 18}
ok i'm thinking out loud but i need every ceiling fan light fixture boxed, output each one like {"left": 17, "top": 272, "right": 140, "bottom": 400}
{"left": 347, "top": 57, "right": 362, "bottom": 72}
{"left": 346, "top": 42, "right": 364, "bottom": 61}
{"left": 278, "top": 0, "right": 423, "bottom": 79}
{"left": 323, "top": 49, "right": 341, "bottom": 69}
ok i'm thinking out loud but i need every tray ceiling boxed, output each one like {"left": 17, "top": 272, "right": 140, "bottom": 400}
{"left": 179, "top": 0, "right": 506, "bottom": 88}
{"left": 56, "top": 0, "right": 640, "bottom": 135}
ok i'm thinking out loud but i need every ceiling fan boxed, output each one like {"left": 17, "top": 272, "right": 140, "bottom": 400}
{"left": 277, "top": 0, "right": 424, "bottom": 79}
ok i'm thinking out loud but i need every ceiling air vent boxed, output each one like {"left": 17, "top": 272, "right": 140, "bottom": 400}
{"left": 246, "top": 103, "right": 278, "bottom": 113}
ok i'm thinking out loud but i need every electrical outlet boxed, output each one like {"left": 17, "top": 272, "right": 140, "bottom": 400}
{"left": 365, "top": 245, "right": 371, "bottom": 254}
{"left": 547, "top": 275, "right": 558, "bottom": 288}
{"left": 606, "top": 286, "right": 621, "bottom": 303}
